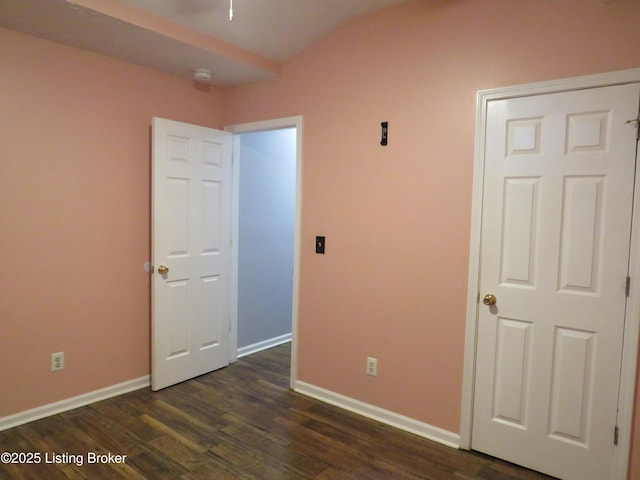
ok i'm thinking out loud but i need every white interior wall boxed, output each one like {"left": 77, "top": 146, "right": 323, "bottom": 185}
{"left": 237, "top": 128, "right": 296, "bottom": 351}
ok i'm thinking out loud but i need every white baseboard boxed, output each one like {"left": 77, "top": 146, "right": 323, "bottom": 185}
{"left": 237, "top": 333, "right": 292, "bottom": 358}
{"left": 0, "top": 376, "right": 150, "bottom": 432}
{"left": 294, "top": 381, "right": 460, "bottom": 449}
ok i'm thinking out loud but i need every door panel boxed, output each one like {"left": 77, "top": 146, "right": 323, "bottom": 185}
{"left": 548, "top": 327, "right": 595, "bottom": 446}
{"left": 152, "top": 118, "right": 232, "bottom": 391}
{"left": 559, "top": 176, "right": 604, "bottom": 293}
{"left": 501, "top": 177, "right": 539, "bottom": 286}
{"left": 472, "top": 83, "right": 640, "bottom": 480}
{"left": 492, "top": 317, "right": 532, "bottom": 428}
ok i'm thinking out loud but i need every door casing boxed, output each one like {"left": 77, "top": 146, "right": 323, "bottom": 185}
{"left": 460, "top": 68, "right": 640, "bottom": 479}
{"left": 225, "top": 116, "right": 303, "bottom": 389}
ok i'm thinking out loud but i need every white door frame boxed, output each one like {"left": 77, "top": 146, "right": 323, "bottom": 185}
{"left": 460, "top": 68, "right": 640, "bottom": 479}
{"left": 224, "top": 116, "right": 303, "bottom": 388}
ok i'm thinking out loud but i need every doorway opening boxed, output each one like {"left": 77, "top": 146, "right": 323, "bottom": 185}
{"left": 236, "top": 128, "right": 296, "bottom": 357}
{"left": 226, "top": 116, "right": 303, "bottom": 388}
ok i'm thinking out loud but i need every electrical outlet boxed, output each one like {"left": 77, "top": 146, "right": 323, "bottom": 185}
{"left": 366, "top": 357, "right": 378, "bottom": 376}
{"left": 51, "top": 352, "right": 64, "bottom": 372}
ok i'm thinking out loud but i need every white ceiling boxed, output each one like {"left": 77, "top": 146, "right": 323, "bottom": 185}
{"left": 0, "top": 0, "right": 410, "bottom": 87}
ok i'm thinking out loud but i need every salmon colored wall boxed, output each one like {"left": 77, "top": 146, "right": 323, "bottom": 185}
{"left": 223, "top": 0, "right": 640, "bottom": 475}
{"left": 0, "top": 27, "right": 223, "bottom": 417}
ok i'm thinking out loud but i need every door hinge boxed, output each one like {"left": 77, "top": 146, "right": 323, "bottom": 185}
{"left": 614, "top": 425, "right": 619, "bottom": 446}
{"left": 626, "top": 276, "right": 631, "bottom": 297}
{"left": 627, "top": 116, "right": 640, "bottom": 140}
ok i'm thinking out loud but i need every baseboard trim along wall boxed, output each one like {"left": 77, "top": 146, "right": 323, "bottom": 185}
{"left": 0, "top": 376, "right": 150, "bottom": 432}
{"left": 1, "top": 361, "right": 459, "bottom": 452}
{"left": 237, "top": 333, "right": 292, "bottom": 358}
{"left": 294, "top": 380, "right": 460, "bottom": 449}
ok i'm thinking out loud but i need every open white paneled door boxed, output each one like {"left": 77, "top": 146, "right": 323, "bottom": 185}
{"left": 151, "top": 118, "right": 232, "bottom": 391}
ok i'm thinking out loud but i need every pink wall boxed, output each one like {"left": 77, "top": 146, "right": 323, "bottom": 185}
{"left": 223, "top": 0, "right": 640, "bottom": 475}
{"left": 0, "top": 27, "right": 223, "bottom": 417}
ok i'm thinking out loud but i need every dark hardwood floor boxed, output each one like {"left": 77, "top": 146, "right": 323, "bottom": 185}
{"left": 0, "top": 344, "right": 555, "bottom": 479}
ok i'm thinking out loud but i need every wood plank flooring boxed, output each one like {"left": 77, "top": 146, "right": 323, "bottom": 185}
{"left": 0, "top": 344, "right": 555, "bottom": 479}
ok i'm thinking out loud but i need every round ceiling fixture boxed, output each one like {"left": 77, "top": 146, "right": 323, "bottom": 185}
{"left": 193, "top": 68, "right": 212, "bottom": 82}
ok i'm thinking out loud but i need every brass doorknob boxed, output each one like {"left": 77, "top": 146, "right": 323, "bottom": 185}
{"left": 157, "top": 265, "right": 169, "bottom": 275}
{"left": 483, "top": 294, "right": 497, "bottom": 306}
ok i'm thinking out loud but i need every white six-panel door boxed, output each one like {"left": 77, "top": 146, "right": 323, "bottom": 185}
{"left": 152, "top": 118, "right": 232, "bottom": 391}
{"left": 472, "top": 83, "right": 640, "bottom": 479}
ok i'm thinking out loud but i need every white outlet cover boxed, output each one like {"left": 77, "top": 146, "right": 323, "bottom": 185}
{"left": 51, "top": 352, "right": 64, "bottom": 371}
